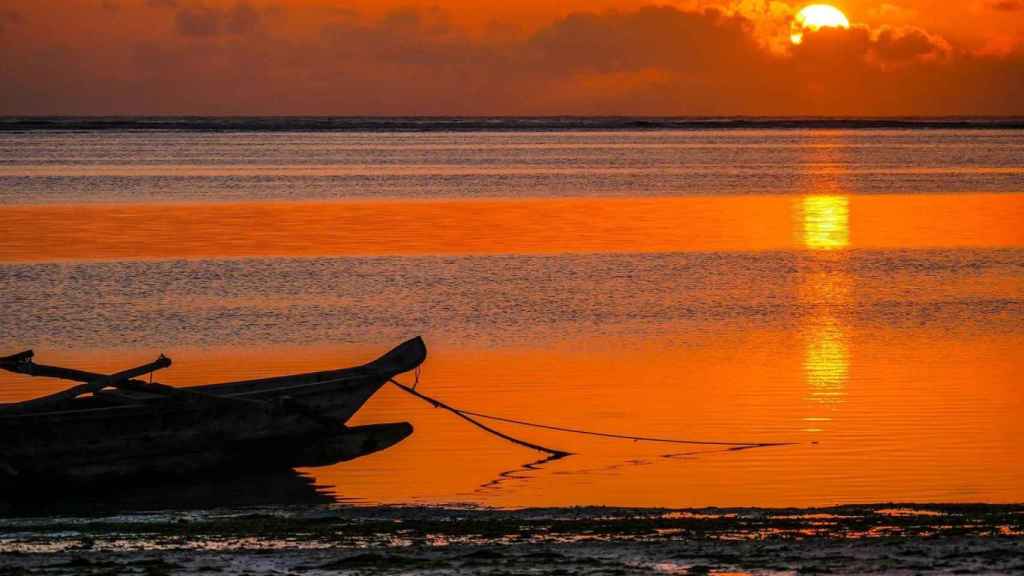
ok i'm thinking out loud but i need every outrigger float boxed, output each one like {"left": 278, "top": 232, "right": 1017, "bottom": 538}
{"left": 0, "top": 337, "right": 426, "bottom": 487}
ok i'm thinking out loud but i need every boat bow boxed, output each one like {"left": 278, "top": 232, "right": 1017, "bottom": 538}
{"left": 365, "top": 336, "right": 427, "bottom": 379}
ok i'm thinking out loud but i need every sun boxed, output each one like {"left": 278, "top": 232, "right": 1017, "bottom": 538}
{"left": 790, "top": 4, "right": 851, "bottom": 45}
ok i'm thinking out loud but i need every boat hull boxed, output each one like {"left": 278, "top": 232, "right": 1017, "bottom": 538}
{"left": 2, "top": 422, "right": 412, "bottom": 486}
{"left": 0, "top": 338, "right": 426, "bottom": 486}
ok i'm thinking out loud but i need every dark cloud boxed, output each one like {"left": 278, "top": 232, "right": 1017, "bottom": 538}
{"left": 791, "top": 24, "right": 950, "bottom": 68}
{"left": 792, "top": 24, "right": 874, "bottom": 66}
{"left": 175, "top": 2, "right": 264, "bottom": 38}
{"left": 0, "top": 9, "right": 21, "bottom": 32}
{"left": 990, "top": 1, "right": 1023, "bottom": 11}
{"left": 380, "top": 5, "right": 453, "bottom": 37}
{"left": 528, "top": 7, "right": 762, "bottom": 74}
{"left": 225, "top": 2, "right": 261, "bottom": 35}
{"left": 873, "top": 27, "right": 948, "bottom": 62}
{"left": 1, "top": 3, "right": 1022, "bottom": 116}
{"left": 175, "top": 5, "right": 221, "bottom": 37}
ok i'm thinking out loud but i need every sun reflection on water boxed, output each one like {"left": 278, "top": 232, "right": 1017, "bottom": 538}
{"left": 797, "top": 190, "right": 853, "bottom": 417}
{"left": 801, "top": 195, "right": 850, "bottom": 250}
{"left": 803, "top": 317, "right": 850, "bottom": 406}
{"left": 799, "top": 270, "right": 852, "bottom": 408}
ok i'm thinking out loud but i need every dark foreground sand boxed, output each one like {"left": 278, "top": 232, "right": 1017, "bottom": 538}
{"left": 2, "top": 505, "right": 1022, "bottom": 575}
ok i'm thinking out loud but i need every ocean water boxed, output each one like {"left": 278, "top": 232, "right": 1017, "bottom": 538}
{"left": 0, "top": 123, "right": 1022, "bottom": 509}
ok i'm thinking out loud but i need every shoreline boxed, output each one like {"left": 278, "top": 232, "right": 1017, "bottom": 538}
{"left": 3, "top": 504, "right": 1022, "bottom": 574}
{"left": 4, "top": 116, "right": 1024, "bottom": 133}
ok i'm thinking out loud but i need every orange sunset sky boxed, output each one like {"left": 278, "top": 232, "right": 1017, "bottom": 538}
{"left": 1, "top": 0, "right": 1022, "bottom": 115}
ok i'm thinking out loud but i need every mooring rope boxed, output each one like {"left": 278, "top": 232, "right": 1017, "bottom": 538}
{"left": 389, "top": 378, "right": 571, "bottom": 457}
{"left": 440, "top": 407, "right": 790, "bottom": 448}
{"left": 389, "top": 377, "right": 794, "bottom": 456}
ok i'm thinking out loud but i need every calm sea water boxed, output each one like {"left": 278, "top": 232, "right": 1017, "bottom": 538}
{"left": 0, "top": 125, "right": 1022, "bottom": 508}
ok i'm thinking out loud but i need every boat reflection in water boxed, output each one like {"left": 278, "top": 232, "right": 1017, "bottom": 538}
{"left": 0, "top": 470, "right": 336, "bottom": 517}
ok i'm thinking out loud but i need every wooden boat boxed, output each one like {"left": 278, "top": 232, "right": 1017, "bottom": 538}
{"left": 0, "top": 337, "right": 426, "bottom": 487}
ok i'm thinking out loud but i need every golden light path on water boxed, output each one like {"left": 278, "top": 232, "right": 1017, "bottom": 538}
{"left": 801, "top": 195, "right": 851, "bottom": 251}
{"left": 800, "top": 195, "right": 852, "bottom": 417}
{"left": 796, "top": 125, "right": 853, "bottom": 424}
{"left": 803, "top": 314, "right": 849, "bottom": 414}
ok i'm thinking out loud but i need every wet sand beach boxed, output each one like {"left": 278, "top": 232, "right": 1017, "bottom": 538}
{"left": 3, "top": 504, "right": 1023, "bottom": 575}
